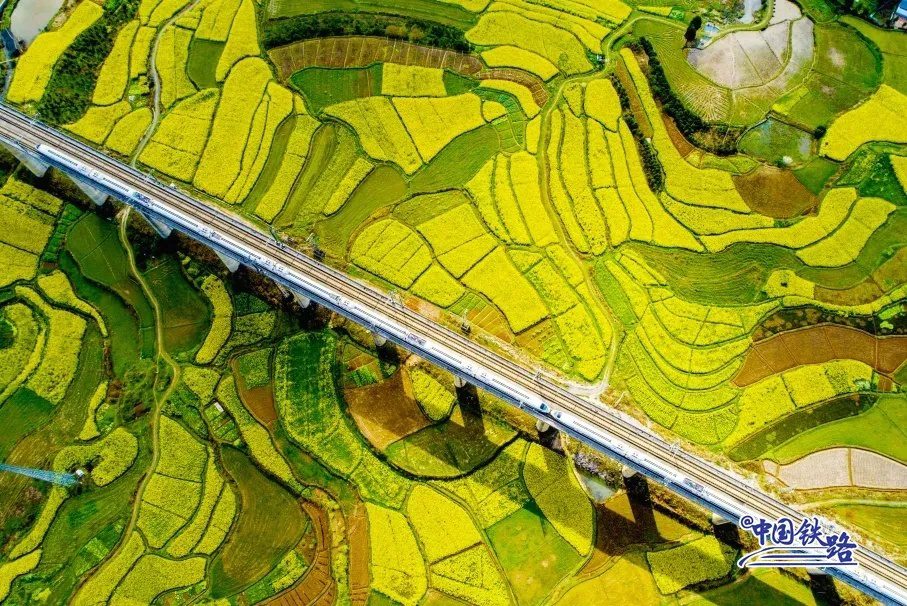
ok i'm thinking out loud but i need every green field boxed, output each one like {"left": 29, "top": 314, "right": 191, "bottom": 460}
{"left": 765, "top": 394, "right": 907, "bottom": 464}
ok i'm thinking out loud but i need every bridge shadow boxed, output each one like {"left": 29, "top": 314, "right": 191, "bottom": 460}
{"left": 334, "top": 358, "right": 826, "bottom": 602}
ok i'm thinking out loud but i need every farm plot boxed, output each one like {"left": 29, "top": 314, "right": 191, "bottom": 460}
{"left": 269, "top": 36, "right": 482, "bottom": 81}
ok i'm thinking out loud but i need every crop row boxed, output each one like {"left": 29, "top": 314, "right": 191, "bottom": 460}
{"left": 196, "top": 275, "right": 232, "bottom": 364}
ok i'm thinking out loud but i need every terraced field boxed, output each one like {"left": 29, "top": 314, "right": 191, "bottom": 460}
{"left": 1, "top": 0, "right": 906, "bottom": 601}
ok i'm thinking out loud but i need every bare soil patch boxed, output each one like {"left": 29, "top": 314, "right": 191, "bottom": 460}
{"left": 345, "top": 368, "right": 432, "bottom": 451}
{"left": 269, "top": 36, "right": 482, "bottom": 81}
{"left": 347, "top": 503, "right": 371, "bottom": 605}
{"left": 734, "top": 325, "right": 907, "bottom": 386}
{"left": 266, "top": 500, "right": 336, "bottom": 606}
{"left": 732, "top": 165, "right": 818, "bottom": 218}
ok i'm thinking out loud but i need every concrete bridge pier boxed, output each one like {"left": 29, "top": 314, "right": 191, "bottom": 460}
{"left": 214, "top": 250, "right": 240, "bottom": 273}
{"left": 711, "top": 512, "right": 742, "bottom": 548}
{"left": 0, "top": 138, "right": 49, "bottom": 177}
{"left": 453, "top": 376, "right": 467, "bottom": 389}
{"left": 806, "top": 569, "right": 841, "bottom": 606}
{"left": 371, "top": 331, "right": 387, "bottom": 348}
{"left": 135, "top": 210, "right": 172, "bottom": 239}
{"left": 293, "top": 291, "right": 311, "bottom": 308}
{"left": 710, "top": 512, "right": 733, "bottom": 526}
{"left": 71, "top": 175, "right": 108, "bottom": 206}
{"left": 621, "top": 465, "right": 638, "bottom": 479}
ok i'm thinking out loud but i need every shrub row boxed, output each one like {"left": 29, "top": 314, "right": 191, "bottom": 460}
{"left": 263, "top": 12, "right": 471, "bottom": 53}
{"left": 610, "top": 75, "right": 664, "bottom": 192}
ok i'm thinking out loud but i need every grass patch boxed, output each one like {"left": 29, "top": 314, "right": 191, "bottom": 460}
{"left": 794, "top": 156, "right": 839, "bottom": 194}
{"left": 65, "top": 213, "right": 155, "bottom": 355}
{"left": 290, "top": 66, "right": 381, "bottom": 114}
{"left": 208, "top": 447, "right": 306, "bottom": 598}
{"left": 687, "top": 568, "right": 818, "bottom": 606}
{"left": 186, "top": 38, "right": 225, "bottom": 90}
{"left": 142, "top": 255, "right": 210, "bottom": 357}
{"left": 765, "top": 394, "right": 907, "bottom": 464}
{"left": 486, "top": 501, "right": 582, "bottom": 606}
{"left": 829, "top": 503, "right": 907, "bottom": 549}
{"left": 739, "top": 119, "right": 814, "bottom": 166}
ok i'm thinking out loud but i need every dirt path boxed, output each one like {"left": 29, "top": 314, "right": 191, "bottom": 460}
{"left": 131, "top": 0, "right": 202, "bottom": 166}
{"left": 113, "top": 208, "right": 181, "bottom": 543}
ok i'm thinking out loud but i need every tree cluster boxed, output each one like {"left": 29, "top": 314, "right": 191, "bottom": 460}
{"left": 634, "top": 38, "right": 739, "bottom": 155}
{"left": 610, "top": 75, "right": 665, "bottom": 193}
{"left": 264, "top": 12, "right": 472, "bottom": 52}
{"left": 37, "top": 0, "right": 139, "bottom": 125}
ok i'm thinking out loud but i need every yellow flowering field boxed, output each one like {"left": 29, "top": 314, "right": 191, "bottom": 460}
{"left": 93, "top": 20, "right": 140, "bottom": 106}
{"left": 462, "top": 247, "right": 548, "bottom": 332}
{"left": 7, "top": 1, "right": 102, "bottom": 104}
{"left": 796, "top": 196, "right": 895, "bottom": 267}
{"left": 352, "top": 220, "right": 433, "bottom": 288}
{"left": 141, "top": 89, "right": 220, "bottom": 181}
{"left": 196, "top": 0, "right": 243, "bottom": 41}
{"left": 0, "top": 551, "right": 42, "bottom": 603}
{"left": 106, "top": 107, "right": 153, "bottom": 156}
{"left": 647, "top": 535, "right": 735, "bottom": 594}
{"left": 393, "top": 94, "right": 486, "bottom": 161}
{"left": 64, "top": 101, "right": 132, "bottom": 144}
{"left": 195, "top": 486, "right": 236, "bottom": 554}
{"left": 546, "top": 110, "right": 591, "bottom": 252}
{"left": 110, "top": 554, "right": 206, "bottom": 604}
{"left": 418, "top": 204, "right": 497, "bottom": 277}
{"left": 585, "top": 78, "right": 622, "bottom": 130}
{"left": 38, "top": 270, "right": 106, "bottom": 335}
{"left": 130, "top": 26, "right": 157, "bottom": 78}
{"left": 467, "top": 11, "right": 593, "bottom": 75}
{"left": 18, "top": 287, "right": 85, "bottom": 404}
{"left": 821, "top": 85, "right": 907, "bottom": 160}
{"left": 168, "top": 453, "right": 225, "bottom": 557}
{"left": 324, "top": 157, "right": 374, "bottom": 215}
{"left": 409, "top": 366, "right": 458, "bottom": 420}
{"left": 510, "top": 151, "right": 558, "bottom": 246}
{"left": 467, "top": 159, "right": 509, "bottom": 241}
{"left": 216, "top": 0, "right": 260, "bottom": 81}
{"left": 410, "top": 264, "right": 465, "bottom": 307}
{"left": 325, "top": 97, "right": 423, "bottom": 174}
{"left": 524, "top": 443, "right": 595, "bottom": 555}
{"left": 194, "top": 58, "right": 271, "bottom": 197}
{"left": 616, "top": 121, "right": 703, "bottom": 251}
{"left": 493, "top": 154, "right": 532, "bottom": 244}
{"left": 560, "top": 108, "right": 610, "bottom": 253}
{"left": 481, "top": 45, "right": 559, "bottom": 80}
{"left": 196, "top": 275, "right": 232, "bottom": 363}
{"left": 366, "top": 503, "right": 428, "bottom": 606}
{"left": 157, "top": 26, "right": 197, "bottom": 109}
{"left": 78, "top": 381, "right": 108, "bottom": 440}
{"left": 430, "top": 545, "right": 511, "bottom": 606}
{"left": 70, "top": 532, "right": 145, "bottom": 606}
{"left": 225, "top": 82, "right": 294, "bottom": 203}
{"left": 0, "top": 191, "right": 56, "bottom": 255}
{"left": 619, "top": 48, "right": 750, "bottom": 213}
{"left": 701, "top": 187, "right": 859, "bottom": 252}
{"left": 480, "top": 79, "right": 540, "bottom": 117}
{"left": 406, "top": 485, "right": 483, "bottom": 562}
{"left": 382, "top": 64, "right": 447, "bottom": 97}
{"left": 555, "top": 304, "right": 607, "bottom": 380}
{"left": 255, "top": 115, "right": 320, "bottom": 221}
{"left": 605, "top": 126, "right": 654, "bottom": 242}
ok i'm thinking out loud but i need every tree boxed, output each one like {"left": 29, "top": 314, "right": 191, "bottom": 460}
{"left": 684, "top": 15, "right": 703, "bottom": 44}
